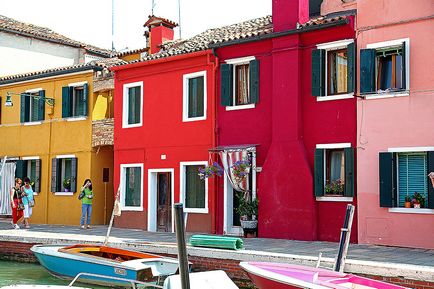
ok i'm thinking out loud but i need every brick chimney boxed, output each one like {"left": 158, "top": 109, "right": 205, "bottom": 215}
{"left": 272, "top": 0, "right": 309, "bottom": 32}
{"left": 144, "top": 15, "right": 178, "bottom": 54}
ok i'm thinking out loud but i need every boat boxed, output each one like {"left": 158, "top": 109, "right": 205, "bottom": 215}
{"left": 240, "top": 261, "right": 408, "bottom": 289}
{"left": 31, "top": 244, "right": 182, "bottom": 287}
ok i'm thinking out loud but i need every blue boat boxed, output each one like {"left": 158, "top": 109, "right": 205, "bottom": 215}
{"left": 31, "top": 244, "right": 181, "bottom": 287}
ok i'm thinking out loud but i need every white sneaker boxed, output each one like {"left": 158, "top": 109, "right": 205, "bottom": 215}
{"left": 14, "top": 224, "right": 20, "bottom": 229}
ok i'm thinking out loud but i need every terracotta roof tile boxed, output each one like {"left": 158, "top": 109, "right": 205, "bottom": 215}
{"left": 298, "top": 15, "right": 348, "bottom": 28}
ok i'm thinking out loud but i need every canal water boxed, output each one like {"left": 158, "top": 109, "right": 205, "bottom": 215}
{"left": 0, "top": 260, "right": 105, "bottom": 288}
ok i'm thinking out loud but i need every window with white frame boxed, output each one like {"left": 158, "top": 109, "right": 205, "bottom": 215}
{"left": 183, "top": 71, "right": 206, "bottom": 121}
{"left": 21, "top": 89, "right": 45, "bottom": 123}
{"left": 62, "top": 83, "right": 89, "bottom": 118}
{"left": 380, "top": 150, "right": 433, "bottom": 209}
{"left": 51, "top": 156, "right": 77, "bottom": 193}
{"left": 220, "top": 57, "right": 259, "bottom": 109}
{"left": 180, "top": 162, "right": 208, "bottom": 213}
{"left": 361, "top": 38, "right": 409, "bottom": 95}
{"left": 314, "top": 144, "right": 354, "bottom": 198}
{"left": 121, "top": 164, "right": 143, "bottom": 210}
{"left": 122, "top": 82, "right": 143, "bottom": 128}
{"left": 312, "top": 40, "right": 355, "bottom": 98}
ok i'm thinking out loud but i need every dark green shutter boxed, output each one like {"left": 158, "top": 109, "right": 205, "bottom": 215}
{"left": 347, "top": 42, "right": 355, "bottom": 93}
{"left": 62, "top": 86, "right": 71, "bottom": 118}
{"left": 35, "top": 159, "right": 41, "bottom": 193}
{"left": 401, "top": 42, "right": 406, "bottom": 90}
{"left": 20, "top": 93, "right": 29, "bottom": 123}
{"left": 83, "top": 83, "right": 88, "bottom": 116}
{"left": 314, "top": 149, "right": 325, "bottom": 197}
{"left": 38, "top": 90, "right": 45, "bottom": 121}
{"left": 427, "top": 152, "right": 434, "bottom": 209}
{"left": 311, "top": 49, "right": 325, "bottom": 97}
{"left": 220, "top": 64, "right": 233, "bottom": 106}
{"left": 360, "top": 49, "right": 376, "bottom": 94}
{"left": 51, "top": 158, "right": 58, "bottom": 192}
{"left": 15, "top": 160, "right": 26, "bottom": 180}
{"left": 344, "top": 147, "right": 354, "bottom": 197}
{"left": 379, "top": 152, "right": 395, "bottom": 207}
{"left": 71, "top": 158, "right": 78, "bottom": 193}
{"left": 249, "top": 59, "right": 259, "bottom": 104}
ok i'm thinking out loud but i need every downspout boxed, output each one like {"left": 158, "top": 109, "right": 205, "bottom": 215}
{"left": 209, "top": 48, "right": 219, "bottom": 234}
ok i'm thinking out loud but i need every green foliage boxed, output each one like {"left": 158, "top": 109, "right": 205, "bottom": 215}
{"left": 235, "top": 191, "right": 258, "bottom": 221}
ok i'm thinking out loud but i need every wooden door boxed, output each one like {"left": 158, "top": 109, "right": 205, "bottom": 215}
{"left": 157, "top": 172, "right": 171, "bottom": 232}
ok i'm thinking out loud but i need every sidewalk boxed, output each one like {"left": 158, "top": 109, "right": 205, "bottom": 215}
{"left": 0, "top": 219, "right": 433, "bottom": 282}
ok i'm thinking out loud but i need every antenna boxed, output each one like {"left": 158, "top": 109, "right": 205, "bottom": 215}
{"left": 178, "top": 0, "right": 182, "bottom": 38}
{"left": 111, "top": 0, "right": 115, "bottom": 51}
{"left": 151, "top": 0, "right": 156, "bottom": 15}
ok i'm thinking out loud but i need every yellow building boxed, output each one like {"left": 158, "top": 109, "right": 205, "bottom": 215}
{"left": 0, "top": 59, "right": 124, "bottom": 225}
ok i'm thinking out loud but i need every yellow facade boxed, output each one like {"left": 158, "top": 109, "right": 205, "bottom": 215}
{"left": 0, "top": 71, "right": 114, "bottom": 225}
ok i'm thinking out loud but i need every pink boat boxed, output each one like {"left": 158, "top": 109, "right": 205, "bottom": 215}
{"left": 240, "top": 262, "right": 408, "bottom": 289}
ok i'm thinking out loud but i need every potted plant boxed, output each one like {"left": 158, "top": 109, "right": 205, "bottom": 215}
{"left": 63, "top": 178, "right": 71, "bottom": 192}
{"left": 235, "top": 192, "right": 259, "bottom": 237}
{"left": 324, "top": 179, "right": 344, "bottom": 195}
{"left": 198, "top": 162, "right": 224, "bottom": 180}
{"left": 404, "top": 195, "right": 412, "bottom": 208}
{"left": 231, "top": 159, "right": 251, "bottom": 184}
{"left": 411, "top": 192, "right": 425, "bottom": 208}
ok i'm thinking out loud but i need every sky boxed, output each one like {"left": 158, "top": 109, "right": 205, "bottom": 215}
{"left": 1, "top": 0, "right": 272, "bottom": 51}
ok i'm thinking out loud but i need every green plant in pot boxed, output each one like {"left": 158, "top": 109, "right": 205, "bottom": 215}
{"left": 63, "top": 178, "right": 71, "bottom": 192}
{"left": 235, "top": 191, "right": 259, "bottom": 230}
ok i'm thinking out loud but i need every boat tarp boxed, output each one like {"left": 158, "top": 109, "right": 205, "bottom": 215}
{"left": 189, "top": 235, "right": 243, "bottom": 250}
{"left": 163, "top": 270, "right": 239, "bottom": 289}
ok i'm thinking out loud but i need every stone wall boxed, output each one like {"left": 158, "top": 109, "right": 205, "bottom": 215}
{"left": 92, "top": 118, "right": 114, "bottom": 147}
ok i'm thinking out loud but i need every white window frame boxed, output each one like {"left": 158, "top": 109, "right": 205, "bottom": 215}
{"left": 24, "top": 88, "right": 43, "bottom": 125}
{"left": 316, "top": 143, "right": 352, "bottom": 201}
{"left": 54, "top": 154, "right": 75, "bottom": 196}
{"left": 22, "top": 156, "right": 40, "bottom": 195}
{"left": 316, "top": 39, "right": 354, "bottom": 102}
{"left": 122, "top": 81, "right": 143, "bottom": 128}
{"left": 120, "top": 163, "right": 144, "bottom": 211}
{"left": 180, "top": 161, "right": 208, "bottom": 213}
{"left": 183, "top": 71, "right": 207, "bottom": 122}
{"left": 225, "top": 56, "right": 256, "bottom": 111}
{"left": 365, "top": 38, "right": 410, "bottom": 100}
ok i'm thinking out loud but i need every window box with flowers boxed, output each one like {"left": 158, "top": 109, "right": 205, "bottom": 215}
{"left": 198, "top": 162, "right": 224, "bottom": 180}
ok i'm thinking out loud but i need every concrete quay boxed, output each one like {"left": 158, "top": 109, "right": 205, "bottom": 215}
{"left": 0, "top": 220, "right": 433, "bottom": 288}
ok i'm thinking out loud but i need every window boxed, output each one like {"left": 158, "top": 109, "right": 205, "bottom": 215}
{"left": 20, "top": 90, "right": 45, "bottom": 123}
{"left": 183, "top": 71, "right": 206, "bottom": 121}
{"left": 51, "top": 156, "right": 77, "bottom": 193}
{"left": 62, "top": 83, "right": 89, "bottom": 118}
{"left": 180, "top": 162, "right": 208, "bottom": 213}
{"left": 221, "top": 57, "right": 259, "bottom": 109}
{"left": 312, "top": 40, "right": 355, "bottom": 99}
{"left": 379, "top": 151, "right": 433, "bottom": 209}
{"left": 361, "top": 39, "right": 409, "bottom": 95}
{"left": 120, "top": 164, "right": 143, "bottom": 210}
{"left": 122, "top": 82, "right": 143, "bottom": 128}
{"left": 314, "top": 145, "right": 354, "bottom": 198}
{"left": 15, "top": 158, "right": 41, "bottom": 193}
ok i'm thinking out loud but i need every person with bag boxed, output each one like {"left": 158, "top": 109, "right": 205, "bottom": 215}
{"left": 79, "top": 179, "right": 94, "bottom": 229}
{"left": 21, "top": 177, "right": 35, "bottom": 229}
{"left": 9, "top": 178, "right": 24, "bottom": 229}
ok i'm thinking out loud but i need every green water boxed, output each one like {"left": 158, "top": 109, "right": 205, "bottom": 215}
{"left": 0, "top": 260, "right": 105, "bottom": 288}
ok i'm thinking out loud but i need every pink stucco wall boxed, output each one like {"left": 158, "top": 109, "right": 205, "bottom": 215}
{"left": 356, "top": 0, "right": 434, "bottom": 249}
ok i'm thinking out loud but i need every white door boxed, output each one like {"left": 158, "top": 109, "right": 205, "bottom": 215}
{"left": 223, "top": 174, "right": 242, "bottom": 236}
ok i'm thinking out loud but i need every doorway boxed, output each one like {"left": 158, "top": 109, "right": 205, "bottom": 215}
{"left": 148, "top": 169, "right": 174, "bottom": 232}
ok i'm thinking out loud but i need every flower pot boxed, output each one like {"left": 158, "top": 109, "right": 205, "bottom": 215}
{"left": 413, "top": 203, "right": 421, "bottom": 208}
{"left": 404, "top": 201, "right": 411, "bottom": 208}
{"left": 64, "top": 188, "right": 69, "bottom": 192}
{"left": 240, "top": 220, "right": 258, "bottom": 229}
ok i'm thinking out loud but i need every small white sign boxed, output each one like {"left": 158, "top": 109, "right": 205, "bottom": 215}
{"left": 161, "top": 154, "right": 166, "bottom": 160}
{"left": 256, "top": 167, "right": 262, "bottom": 172}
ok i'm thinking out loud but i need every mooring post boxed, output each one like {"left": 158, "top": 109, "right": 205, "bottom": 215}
{"left": 174, "top": 203, "right": 190, "bottom": 289}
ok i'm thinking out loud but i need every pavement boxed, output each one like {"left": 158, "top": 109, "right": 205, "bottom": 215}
{"left": 0, "top": 218, "right": 433, "bottom": 281}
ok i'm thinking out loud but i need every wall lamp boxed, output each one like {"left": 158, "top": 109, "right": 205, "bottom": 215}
{"left": 5, "top": 92, "right": 55, "bottom": 107}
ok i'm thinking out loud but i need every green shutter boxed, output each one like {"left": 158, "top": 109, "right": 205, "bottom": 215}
{"left": 35, "top": 159, "right": 41, "bottom": 193}
{"left": 344, "top": 147, "right": 354, "bottom": 197}
{"left": 15, "top": 160, "right": 26, "bottom": 180}
{"left": 314, "top": 149, "right": 325, "bottom": 197}
{"left": 360, "top": 49, "right": 376, "bottom": 94}
{"left": 311, "top": 49, "right": 325, "bottom": 97}
{"left": 38, "top": 90, "right": 45, "bottom": 121}
{"left": 62, "top": 86, "right": 71, "bottom": 118}
{"left": 20, "top": 93, "right": 29, "bottom": 123}
{"left": 347, "top": 42, "right": 355, "bottom": 93}
{"left": 401, "top": 42, "right": 406, "bottom": 90}
{"left": 427, "top": 152, "right": 434, "bottom": 209}
{"left": 83, "top": 83, "right": 88, "bottom": 116}
{"left": 51, "top": 158, "right": 58, "bottom": 192}
{"left": 249, "top": 59, "right": 259, "bottom": 104}
{"left": 71, "top": 158, "right": 78, "bottom": 193}
{"left": 397, "top": 153, "right": 427, "bottom": 207}
{"left": 220, "top": 64, "right": 233, "bottom": 106}
{"left": 379, "top": 152, "right": 395, "bottom": 207}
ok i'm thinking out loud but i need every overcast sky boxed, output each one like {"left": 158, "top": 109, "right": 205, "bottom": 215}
{"left": 1, "top": 0, "right": 272, "bottom": 51}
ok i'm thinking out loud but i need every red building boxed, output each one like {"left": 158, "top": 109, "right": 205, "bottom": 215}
{"left": 212, "top": 0, "right": 358, "bottom": 242}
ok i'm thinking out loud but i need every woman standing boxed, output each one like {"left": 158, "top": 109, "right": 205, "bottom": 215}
{"left": 80, "top": 179, "right": 94, "bottom": 229}
{"left": 21, "top": 177, "right": 35, "bottom": 229}
{"left": 9, "top": 178, "right": 23, "bottom": 229}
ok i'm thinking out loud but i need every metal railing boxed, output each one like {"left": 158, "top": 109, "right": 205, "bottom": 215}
{"left": 68, "top": 272, "right": 163, "bottom": 289}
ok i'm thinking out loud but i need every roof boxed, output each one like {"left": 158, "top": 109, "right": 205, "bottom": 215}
{"left": 0, "top": 14, "right": 112, "bottom": 57}
{"left": 144, "top": 15, "right": 178, "bottom": 29}
{"left": 0, "top": 58, "right": 127, "bottom": 85}
{"left": 116, "top": 47, "right": 149, "bottom": 57}
{"left": 298, "top": 15, "right": 349, "bottom": 28}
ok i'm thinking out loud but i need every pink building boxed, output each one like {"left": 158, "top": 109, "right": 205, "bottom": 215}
{"left": 355, "top": 0, "right": 434, "bottom": 249}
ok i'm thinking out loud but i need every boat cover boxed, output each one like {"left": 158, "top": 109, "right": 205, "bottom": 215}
{"left": 189, "top": 235, "right": 243, "bottom": 250}
{"left": 163, "top": 270, "right": 238, "bottom": 289}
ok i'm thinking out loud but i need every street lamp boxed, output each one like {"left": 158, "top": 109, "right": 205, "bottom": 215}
{"left": 4, "top": 92, "right": 55, "bottom": 107}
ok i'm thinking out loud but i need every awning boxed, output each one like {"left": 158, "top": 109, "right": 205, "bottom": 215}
{"left": 208, "top": 144, "right": 258, "bottom": 153}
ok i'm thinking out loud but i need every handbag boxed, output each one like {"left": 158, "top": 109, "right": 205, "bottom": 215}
{"left": 26, "top": 196, "right": 35, "bottom": 208}
{"left": 78, "top": 190, "right": 85, "bottom": 200}
{"left": 17, "top": 202, "right": 25, "bottom": 211}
